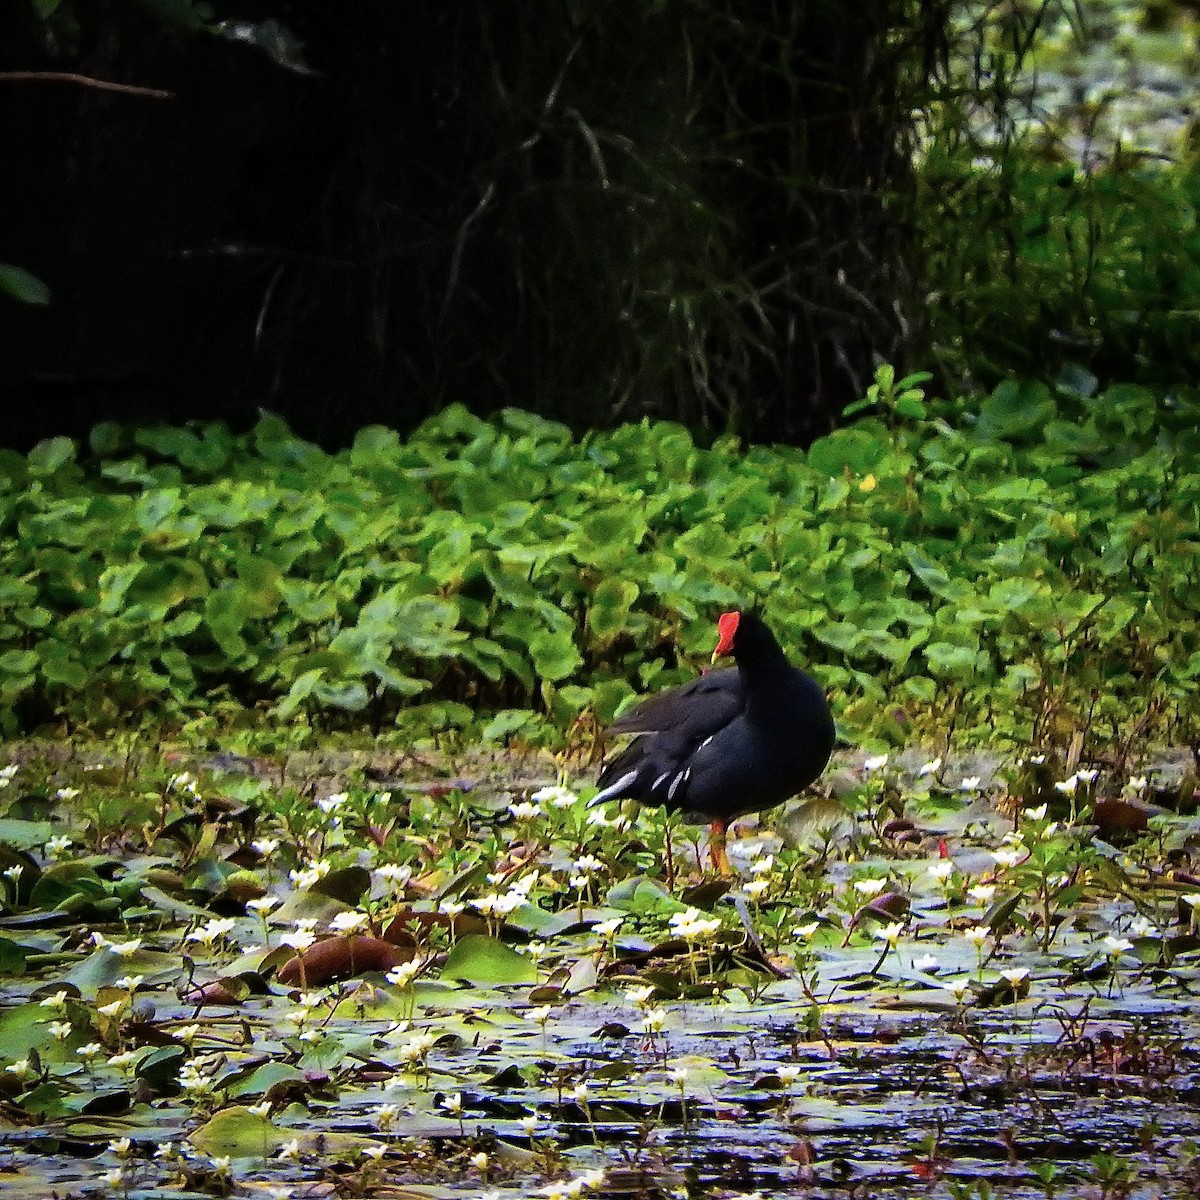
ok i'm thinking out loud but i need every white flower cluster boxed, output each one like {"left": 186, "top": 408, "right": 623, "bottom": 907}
{"left": 397, "top": 1031, "right": 437, "bottom": 1064}
{"left": 289, "top": 859, "right": 331, "bottom": 890}
{"left": 668, "top": 907, "right": 721, "bottom": 939}
{"left": 530, "top": 784, "right": 580, "bottom": 808}
{"left": 1053, "top": 768, "right": 1099, "bottom": 795}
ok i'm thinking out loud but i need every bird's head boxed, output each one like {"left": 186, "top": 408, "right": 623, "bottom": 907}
{"left": 712, "top": 610, "right": 742, "bottom": 662}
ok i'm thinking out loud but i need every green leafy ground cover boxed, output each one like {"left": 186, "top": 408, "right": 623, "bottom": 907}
{"left": 1, "top": 367, "right": 1198, "bottom": 760}
{"left": 1, "top": 366, "right": 1198, "bottom": 1196}
{"left": 0, "top": 742, "right": 1197, "bottom": 1198}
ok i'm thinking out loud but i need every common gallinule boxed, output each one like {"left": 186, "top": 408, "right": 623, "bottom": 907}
{"left": 591, "top": 610, "right": 835, "bottom": 874}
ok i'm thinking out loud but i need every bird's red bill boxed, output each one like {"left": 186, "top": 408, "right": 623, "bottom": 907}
{"left": 714, "top": 610, "right": 740, "bottom": 658}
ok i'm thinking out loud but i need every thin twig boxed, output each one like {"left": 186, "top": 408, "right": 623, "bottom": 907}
{"left": 0, "top": 71, "right": 173, "bottom": 99}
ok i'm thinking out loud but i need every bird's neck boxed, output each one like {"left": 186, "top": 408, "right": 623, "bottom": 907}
{"left": 737, "top": 654, "right": 793, "bottom": 719}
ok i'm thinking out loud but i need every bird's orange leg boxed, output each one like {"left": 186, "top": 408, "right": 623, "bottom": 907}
{"left": 708, "top": 818, "right": 732, "bottom": 876}
{"left": 664, "top": 818, "right": 676, "bottom": 890}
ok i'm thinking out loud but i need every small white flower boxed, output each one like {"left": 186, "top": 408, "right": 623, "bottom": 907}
{"left": 0, "top": 765, "right": 17, "bottom": 783}
{"left": 641, "top": 1007, "right": 667, "bottom": 1033}
{"left": 470, "top": 1151, "right": 490, "bottom": 1170}
{"left": 853, "top": 878, "right": 887, "bottom": 897}
{"left": 115, "top": 975, "right": 144, "bottom": 992}
{"left": 44, "top": 835, "right": 73, "bottom": 858}
{"left": 386, "top": 960, "right": 422, "bottom": 988}
{"left": 524, "top": 1005, "right": 553, "bottom": 1024}
{"left": 992, "top": 848, "right": 1023, "bottom": 869}
{"left": 749, "top": 854, "right": 775, "bottom": 875}
{"left": 278, "top": 1138, "right": 302, "bottom": 1160}
{"left": 39, "top": 990, "right": 69, "bottom": 1010}
{"left": 330, "top": 910, "right": 369, "bottom": 935}
{"left": 667, "top": 1067, "right": 690, "bottom": 1086}
{"left": 1124, "top": 776, "right": 1149, "bottom": 793}
{"left": 374, "top": 863, "right": 413, "bottom": 888}
{"left": 186, "top": 917, "right": 237, "bottom": 946}
{"left": 280, "top": 929, "right": 317, "bottom": 951}
{"left": 247, "top": 1100, "right": 272, "bottom": 1118}
{"left": 943, "top": 979, "right": 970, "bottom": 1000}
{"left": 290, "top": 860, "right": 331, "bottom": 890}
{"left": 472, "top": 891, "right": 523, "bottom": 917}
{"left": 626, "top": 984, "right": 655, "bottom": 1008}
{"left": 960, "top": 776, "right": 982, "bottom": 792}
{"left": 573, "top": 854, "right": 603, "bottom": 874}
{"left": 1054, "top": 775, "right": 1080, "bottom": 795}
{"left": 570, "top": 1083, "right": 590, "bottom": 1104}
{"left": 252, "top": 838, "right": 280, "bottom": 857}
{"left": 76, "top": 1042, "right": 104, "bottom": 1061}
{"left": 918, "top": 758, "right": 942, "bottom": 777}
{"left": 508, "top": 801, "right": 542, "bottom": 821}
{"left": 362, "top": 1143, "right": 386, "bottom": 1161}
{"left": 1103, "top": 935, "right": 1134, "bottom": 956}
{"left": 3, "top": 864, "right": 23, "bottom": 881}
{"left": 440, "top": 1092, "right": 463, "bottom": 1115}
{"left": 5, "top": 1059, "right": 32, "bottom": 1080}
{"left": 594, "top": 918, "right": 623, "bottom": 937}
{"left": 318, "top": 792, "right": 349, "bottom": 813}
{"left": 1027, "top": 753, "right": 1046, "bottom": 764}
{"left": 48, "top": 1020, "right": 71, "bottom": 1040}
{"left": 531, "top": 784, "right": 579, "bottom": 808}
{"left": 247, "top": 894, "right": 279, "bottom": 914}
{"left": 967, "top": 884, "right": 996, "bottom": 905}
{"left": 55, "top": 787, "right": 81, "bottom": 800}
{"left": 438, "top": 900, "right": 465, "bottom": 917}
{"left": 876, "top": 922, "right": 904, "bottom": 946}
{"left": 963, "top": 925, "right": 988, "bottom": 949}
{"left": 863, "top": 754, "right": 889, "bottom": 772}
{"left": 97, "top": 1000, "right": 125, "bottom": 1018}
{"left": 374, "top": 1103, "right": 400, "bottom": 1131}
{"left": 777, "top": 1064, "right": 803, "bottom": 1085}
{"left": 108, "top": 938, "right": 142, "bottom": 958}
{"left": 509, "top": 872, "right": 540, "bottom": 896}
{"left": 744, "top": 878, "right": 770, "bottom": 899}
{"left": 1024, "top": 804, "right": 1048, "bottom": 821}
{"left": 519, "top": 1111, "right": 542, "bottom": 1136}
{"left": 1076, "top": 768, "right": 1099, "bottom": 783}
{"left": 795, "top": 920, "right": 820, "bottom": 940}
{"left": 1000, "top": 967, "right": 1030, "bottom": 986}
{"left": 913, "top": 953, "right": 939, "bottom": 972}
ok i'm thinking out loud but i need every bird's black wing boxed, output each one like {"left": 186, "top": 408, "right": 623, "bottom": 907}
{"left": 606, "top": 668, "right": 741, "bottom": 735}
{"left": 594, "top": 669, "right": 744, "bottom": 806}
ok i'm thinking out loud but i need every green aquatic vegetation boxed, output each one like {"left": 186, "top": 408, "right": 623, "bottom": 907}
{"left": 0, "top": 743, "right": 1195, "bottom": 1195}
{"left": 1, "top": 369, "right": 1198, "bottom": 757}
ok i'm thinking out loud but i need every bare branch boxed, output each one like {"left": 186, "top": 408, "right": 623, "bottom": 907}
{"left": 0, "top": 71, "right": 173, "bottom": 99}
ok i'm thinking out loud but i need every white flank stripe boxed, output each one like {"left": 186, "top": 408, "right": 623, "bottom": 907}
{"left": 588, "top": 770, "right": 638, "bottom": 806}
{"left": 652, "top": 771, "right": 671, "bottom": 792}
{"left": 667, "top": 771, "right": 686, "bottom": 801}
